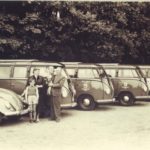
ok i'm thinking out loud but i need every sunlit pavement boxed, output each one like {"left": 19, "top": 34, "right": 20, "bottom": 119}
{"left": 1, "top": 101, "right": 150, "bottom": 150}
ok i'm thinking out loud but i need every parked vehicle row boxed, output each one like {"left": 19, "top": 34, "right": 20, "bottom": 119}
{"left": 63, "top": 63, "right": 115, "bottom": 110}
{"left": 101, "top": 64, "right": 150, "bottom": 104}
{"left": 63, "top": 63, "right": 150, "bottom": 109}
{"left": 0, "top": 60, "right": 150, "bottom": 123}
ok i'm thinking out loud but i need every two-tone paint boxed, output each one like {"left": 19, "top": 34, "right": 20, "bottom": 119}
{"left": 0, "top": 60, "right": 76, "bottom": 109}
{"left": 63, "top": 63, "right": 115, "bottom": 110}
{"left": 100, "top": 65, "right": 150, "bottom": 106}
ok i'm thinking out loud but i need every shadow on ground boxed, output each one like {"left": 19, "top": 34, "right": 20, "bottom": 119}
{"left": 0, "top": 117, "right": 26, "bottom": 127}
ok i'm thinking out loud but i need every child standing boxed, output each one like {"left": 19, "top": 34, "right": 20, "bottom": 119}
{"left": 24, "top": 78, "right": 39, "bottom": 123}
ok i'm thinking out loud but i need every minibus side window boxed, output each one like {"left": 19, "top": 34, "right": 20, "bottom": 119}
{"left": 105, "top": 69, "right": 116, "bottom": 77}
{"left": 92, "top": 69, "right": 100, "bottom": 78}
{"left": 146, "top": 70, "right": 150, "bottom": 78}
{"left": 131, "top": 69, "right": 139, "bottom": 77}
{"left": 118, "top": 69, "right": 138, "bottom": 78}
{"left": 78, "top": 69, "right": 98, "bottom": 79}
{"left": 13, "top": 67, "right": 28, "bottom": 78}
{"left": 98, "top": 69, "right": 105, "bottom": 78}
{"left": 0, "top": 66, "right": 11, "bottom": 78}
{"left": 66, "top": 68, "right": 76, "bottom": 78}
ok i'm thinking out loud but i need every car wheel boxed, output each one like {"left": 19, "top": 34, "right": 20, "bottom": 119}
{"left": 118, "top": 92, "right": 135, "bottom": 106}
{"left": 77, "top": 95, "right": 96, "bottom": 110}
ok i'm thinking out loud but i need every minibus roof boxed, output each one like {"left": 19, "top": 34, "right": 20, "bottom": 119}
{"left": 136, "top": 65, "right": 150, "bottom": 69}
{"left": 0, "top": 59, "right": 64, "bottom": 67}
{"left": 0, "top": 59, "right": 38, "bottom": 62}
{"left": 61, "top": 62, "right": 81, "bottom": 65}
{"left": 64, "top": 63, "right": 102, "bottom": 68}
{"left": 98, "top": 63, "right": 119, "bottom": 66}
{"left": 31, "top": 61, "right": 63, "bottom": 67}
{"left": 101, "top": 65, "right": 136, "bottom": 69}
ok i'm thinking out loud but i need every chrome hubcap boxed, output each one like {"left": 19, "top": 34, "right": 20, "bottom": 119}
{"left": 123, "top": 96, "right": 130, "bottom": 102}
{"left": 83, "top": 98, "right": 91, "bottom": 106}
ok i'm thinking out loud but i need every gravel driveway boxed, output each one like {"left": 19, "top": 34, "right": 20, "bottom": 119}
{"left": 0, "top": 101, "right": 150, "bottom": 150}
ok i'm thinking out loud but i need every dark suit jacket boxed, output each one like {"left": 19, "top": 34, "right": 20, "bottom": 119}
{"left": 51, "top": 74, "right": 65, "bottom": 96}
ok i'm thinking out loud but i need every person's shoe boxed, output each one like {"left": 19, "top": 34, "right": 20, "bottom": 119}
{"left": 33, "top": 120, "right": 38, "bottom": 123}
{"left": 36, "top": 118, "right": 40, "bottom": 122}
{"left": 56, "top": 118, "right": 60, "bottom": 122}
{"left": 29, "top": 120, "right": 33, "bottom": 123}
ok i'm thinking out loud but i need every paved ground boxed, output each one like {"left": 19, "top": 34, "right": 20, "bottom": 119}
{"left": 1, "top": 101, "right": 150, "bottom": 150}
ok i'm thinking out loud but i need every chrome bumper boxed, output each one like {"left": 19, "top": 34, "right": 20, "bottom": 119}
{"left": 3, "top": 108, "right": 29, "bottom": 116}
{"left": 61, "top": 102, "right": 77, "bottom": 108}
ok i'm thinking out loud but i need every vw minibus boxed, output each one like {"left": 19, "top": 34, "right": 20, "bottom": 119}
{"left": 100, "top": 64, "right": 150, "bottom": 106}
{"left": 0, "top": 59, "right": 76, "bottom": 109}
{"left": 136, "top": 65, "right": 150, "bottom": 91}
{"left": 62, "top": 63, "right": 115, "bottom": 110}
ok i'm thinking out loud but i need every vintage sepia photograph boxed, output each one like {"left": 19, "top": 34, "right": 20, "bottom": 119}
{"left": 0, "top": 0, "right": 150, "bottom": 150}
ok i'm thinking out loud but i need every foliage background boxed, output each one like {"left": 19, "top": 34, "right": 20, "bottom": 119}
{"left": 0, "top": 1, "right": 149, "bottom": 64}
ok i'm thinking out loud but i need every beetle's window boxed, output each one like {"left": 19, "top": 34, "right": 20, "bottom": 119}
{"left": 118, "top": 69, "right": 139, "bottom": 78}
{"left": 13, "top": 67, "right": 28, "bottom": 78}
{"left": 105, "top": 69, "right": 116, "bottom": 77}
{"left": 78, "top": 69, "right": 99, "bottom": 78}
{"left": 0, "top": 66, "right": 11, "bottom": 78}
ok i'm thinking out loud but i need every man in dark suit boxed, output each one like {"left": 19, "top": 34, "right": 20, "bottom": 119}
{"left": 27, "top": 68, "right": 45, "bottom": 122}
{"left": 48, "top": 66, "right": 65, "bottom": 122}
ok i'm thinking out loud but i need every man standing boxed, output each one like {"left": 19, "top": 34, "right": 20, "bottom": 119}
{"left": 27, "top": 68, "right": 45, "bottom": 122}
{"left": 48, "top": 66, "right": 65, "bottom": 122}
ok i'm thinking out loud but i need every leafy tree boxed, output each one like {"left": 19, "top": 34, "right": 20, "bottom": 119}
{"left": 0, "top": 1, "right": 149, "bottom": 64}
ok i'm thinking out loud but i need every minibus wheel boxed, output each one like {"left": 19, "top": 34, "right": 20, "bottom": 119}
{"left": 118, "top": 92, "right": 135, "bottom": 106}
{"left": 77, "top": 95, "right": 96, "bottom": 110}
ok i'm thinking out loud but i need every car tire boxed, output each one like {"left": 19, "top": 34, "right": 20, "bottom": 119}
{"left": 118, "top": 92, "right": 135, "bottom": 106}
{"left": 77, "top": 95, "right": 96, "bottom": 110}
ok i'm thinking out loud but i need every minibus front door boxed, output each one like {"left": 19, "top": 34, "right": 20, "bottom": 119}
{"left": 60, "top": 69, "right": 76, "bottom": 108}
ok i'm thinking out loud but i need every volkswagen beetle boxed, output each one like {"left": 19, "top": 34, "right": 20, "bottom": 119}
{"left": 0, "top": 88, "right": 29, "bottom": 123}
